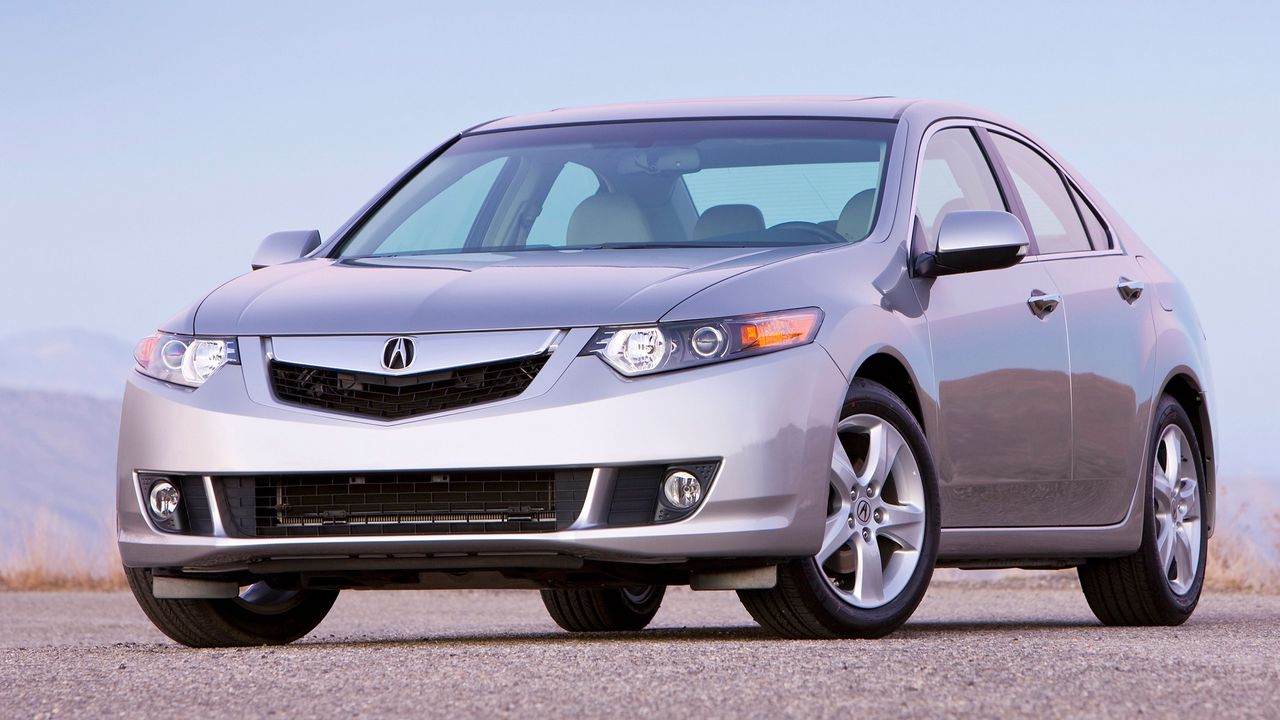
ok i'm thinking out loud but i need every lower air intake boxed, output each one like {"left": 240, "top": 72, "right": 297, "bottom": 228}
{"left": 219, "top": 469, "right": 591, "bottom": 538}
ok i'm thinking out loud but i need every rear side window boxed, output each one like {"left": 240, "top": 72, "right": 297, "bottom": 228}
{"left": 992, "top": 135, "right": 1091, "bottom": 255}
{"left": 915, "top": 127, "right": 1006, "bottom": 250}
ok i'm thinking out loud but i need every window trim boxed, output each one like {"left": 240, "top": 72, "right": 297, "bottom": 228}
{"left": 974, "top": 126, "right": 1037, "bottom": 255}
{"left": 1065, "top": 178, "right": 1113, "bottom": 252}
{"left": 981, "top": 125, "right": 1121, "bottom": 260}
{"left": 907, "top": 120, "right": 1023, "bottom": 256}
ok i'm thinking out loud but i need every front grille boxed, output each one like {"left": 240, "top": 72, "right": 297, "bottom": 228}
{"left": 268, "top": 354, "right": 550, "bottom": 421}
{"left": 220, "top": 469, "right": 591, "bottom": 538}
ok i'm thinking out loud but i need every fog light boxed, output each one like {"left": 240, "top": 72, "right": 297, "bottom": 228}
{"left": 663, "top": 470, "right": 703, "bottom": 510}
{"left": 148, "top": 480, "right": 181, "bottom": 521}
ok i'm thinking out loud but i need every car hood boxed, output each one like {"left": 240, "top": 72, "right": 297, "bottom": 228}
{"left": 190, "top": 246, "right": 826, "bottom": 336}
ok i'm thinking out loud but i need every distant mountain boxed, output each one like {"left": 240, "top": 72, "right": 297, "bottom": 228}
{"left": 0, "top": 388, "right": 120, "bottom": 557}
{"left": 0, "top": 327, "right": 135, "bottom": 398}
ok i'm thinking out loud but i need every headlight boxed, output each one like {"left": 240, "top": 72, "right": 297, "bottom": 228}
{"left": 134, "top": 333, "right": 239, "bottom": 388}
{"left": 582, "top": 308, "right": 823, "bottom": 377}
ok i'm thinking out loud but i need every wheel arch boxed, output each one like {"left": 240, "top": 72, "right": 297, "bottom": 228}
{"left": 852, "top": 350, "right": 928, "bottom": 435}
{"left": 1159, "top": 368, "right": 1216, "bottom": 536}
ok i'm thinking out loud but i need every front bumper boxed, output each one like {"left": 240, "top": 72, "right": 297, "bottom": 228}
{"left": 117, "top": 329, "right": 846, "bottom": 571}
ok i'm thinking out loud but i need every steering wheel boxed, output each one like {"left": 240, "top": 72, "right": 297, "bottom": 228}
{"left": 767, "top": 221, "right": 847, "bottom": 244}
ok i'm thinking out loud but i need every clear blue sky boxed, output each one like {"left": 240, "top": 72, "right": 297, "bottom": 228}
{"left": 1, "top": 1, "right": 1276, "bottom": 475}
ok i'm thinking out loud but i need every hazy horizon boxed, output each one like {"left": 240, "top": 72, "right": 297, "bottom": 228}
{"left": 2, "top": 2, "right": 1277, "bottom": 476}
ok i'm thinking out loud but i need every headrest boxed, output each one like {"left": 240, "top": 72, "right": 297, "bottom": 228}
{"left": 565, "top": 193, "right": 653, "bottom": 247}
{"left": 835, "top": 189, "right": 877, "bottom": 241}
{"left": 692, "top": 204, "right": 766, "bottom": 241}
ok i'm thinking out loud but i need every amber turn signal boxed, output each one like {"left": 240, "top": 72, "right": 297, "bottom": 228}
{"left": 739, "top": 310, "right": 822, "bottom": 349}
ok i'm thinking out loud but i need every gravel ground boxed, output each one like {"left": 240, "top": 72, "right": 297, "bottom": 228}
{"left": 2, "top": 581, "right": 1278, "bottom": 719}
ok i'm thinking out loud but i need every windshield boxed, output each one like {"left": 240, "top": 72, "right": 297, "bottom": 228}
{"left": 335, "top": 119, "right": 896, "bottom": 258}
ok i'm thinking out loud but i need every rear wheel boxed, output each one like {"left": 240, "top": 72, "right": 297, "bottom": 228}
{"left": 540, "top": 584, "right": 665, "bottom": 632}
{"left": 1078, "top": 396, "right": 1207, "bottom": 625}
{"left": 125, "top": 567, "right": 338, "bottom": 647}
{"left": 739, "top": 379, "right": 940, "bottom": 638}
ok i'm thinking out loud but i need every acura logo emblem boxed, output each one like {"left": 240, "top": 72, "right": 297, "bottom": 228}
{"left": 382, "top": 337, "right": 415, "bottom": 370}
{"left": 855, "top": 499, "right": 872, "bottom": 525}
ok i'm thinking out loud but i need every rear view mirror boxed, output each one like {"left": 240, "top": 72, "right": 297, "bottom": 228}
{"left": 251, "top": 230, "right": 321, "bottom": 270}
{"left": 913, "top": 211, "right": 1028, "bottom": 277}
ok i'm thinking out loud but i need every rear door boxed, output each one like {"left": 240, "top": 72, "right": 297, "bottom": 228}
{"left": 988, "top": 132, "right": 1157, "bottom": 525}
{"left": 914, "top": 125, "right": 1074, "bottom": 528}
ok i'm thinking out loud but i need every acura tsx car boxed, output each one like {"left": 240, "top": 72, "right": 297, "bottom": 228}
{"left": 118, "top": 96, "right": 1214, "bottom": 646}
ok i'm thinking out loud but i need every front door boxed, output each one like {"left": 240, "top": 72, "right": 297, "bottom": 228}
{"left": 911, "top": 125, "right": 1073, "bottom": 527}
{"left": 921, "top": 262, "right": 1074, "bottom": 527}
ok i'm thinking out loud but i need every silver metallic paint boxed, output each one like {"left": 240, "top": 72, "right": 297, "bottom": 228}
{"left": 120, "top": 97, "right": 1215, "bottom": 572}
{"left": 118, "top": 342, "right": 846, "bottom": 568}
{"left": 934, "top": 209, "right": 1029, "bottom": 254}
{"left": 250, "top": 230, "right": 322, "bottom": 271}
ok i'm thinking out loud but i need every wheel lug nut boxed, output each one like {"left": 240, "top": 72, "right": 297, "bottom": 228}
{"left": 867, "top": 486, "right": 876, "bottom": 498}
{"left": 862, "top": 528, "right": 871, "bottom": 541}
{"left": 848, "top": 516, "right": 856, "bottom": 528}
{"left": 873, "top": 509, "right": 883, "bottom": 523}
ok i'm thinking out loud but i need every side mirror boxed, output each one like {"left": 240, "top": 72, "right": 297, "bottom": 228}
{"left": 913, "top": 211, "right": 1029, "bottom": 278}
{"left": 251, "top": 230, "right": 322, "bottom": 270}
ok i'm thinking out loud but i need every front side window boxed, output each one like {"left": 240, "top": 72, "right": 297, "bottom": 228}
{"left": 991, "top": 134, "right": 1092, "bottom": 255}
{"left": 335, "top": 119, "right": 896, "bottom": 258}
{"left": 914, "top": 127, "right": 1006, "bottom": 250}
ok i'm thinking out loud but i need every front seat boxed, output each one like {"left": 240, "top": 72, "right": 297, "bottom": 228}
{"left": 693, "top": 204, "right": 765, "bottom": 241}
{"left": 835, "top": 188, "right": 877, "bottom": 242}
{"left": 565, "top": 193, "right": 653, "bottom": 246}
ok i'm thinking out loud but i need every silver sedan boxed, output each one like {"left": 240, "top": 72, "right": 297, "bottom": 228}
{"left": 117, "top": 97, "right": 1214, "bottom": 646}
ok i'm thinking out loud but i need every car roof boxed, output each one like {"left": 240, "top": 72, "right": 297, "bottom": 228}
{"left": 466, "top": 96, "right": 927, "bottom": 133}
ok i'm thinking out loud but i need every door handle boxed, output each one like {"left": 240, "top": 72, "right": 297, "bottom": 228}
{"left": 1117, "top": 277, "right": 1144, "bottom": 303}
{"left": 1027, "top": 290, "right": 1061, "bottom": 319}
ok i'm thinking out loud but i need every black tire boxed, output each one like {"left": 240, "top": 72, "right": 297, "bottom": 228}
{"left": 738, "top": 378, "right": 940, "bottom": 639}
{"left": 1078, "top": 395, "right": 1208, "bottom": 626}
{"left": 125, "top": 567, "right": 339, "bottom": 647}
{"left": 540, "top": 584, "right": 665, "bottom": 632}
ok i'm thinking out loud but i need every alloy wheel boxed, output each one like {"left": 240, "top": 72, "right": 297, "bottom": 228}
{"left": 1153, "top": 424, "right": 1202, "bottom": 595}
{"left": 819, "top": 414, "right": 927, "bottom": 608}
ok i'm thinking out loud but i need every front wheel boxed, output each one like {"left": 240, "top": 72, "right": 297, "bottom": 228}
{"left": 739, "top": 378, "right": 940, "bottom": 638}
{"left": 125, "top": 567, "right": 338, "bottom": 647}
{"left": 541, "top": 585, "right": 665, "bottom": 632}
